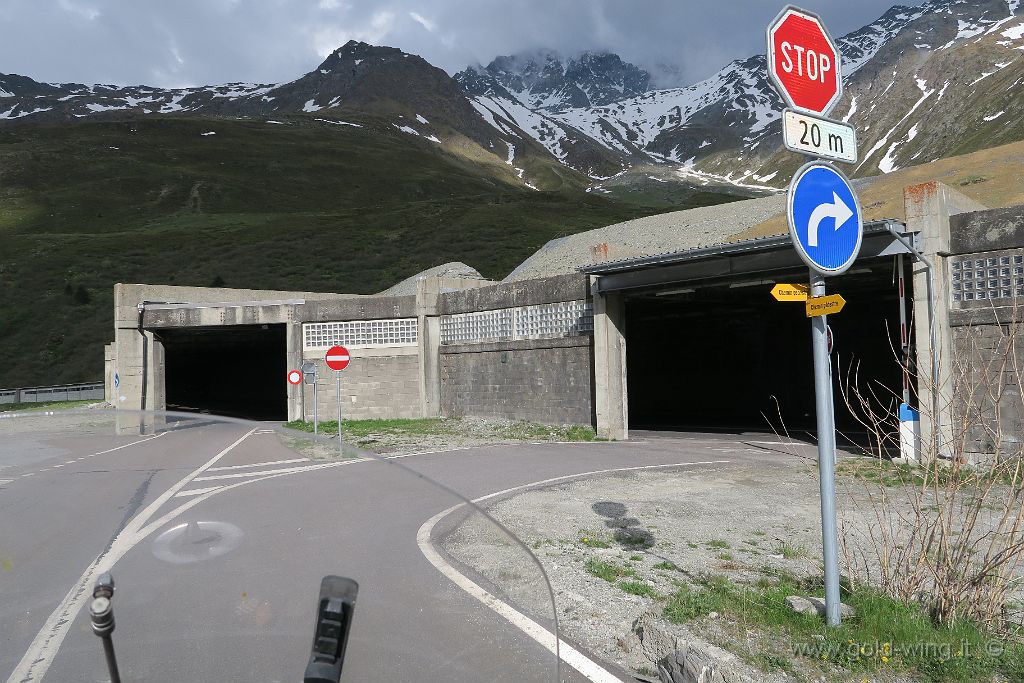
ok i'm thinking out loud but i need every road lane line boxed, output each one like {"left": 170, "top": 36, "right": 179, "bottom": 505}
{"left": 417, "top": 460, "right": 730, "bottom": 683}
{"left": 173, "top": 485, "right": 224, "bottom": 498}
{"left": 206, "top": 457, "right": 307, "bottom": 472}
{"left": 6, "top": 427, "right": 255, "bottom": 683}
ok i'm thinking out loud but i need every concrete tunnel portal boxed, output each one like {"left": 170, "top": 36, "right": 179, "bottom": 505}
{"left": 624, "top": 264, "right": 911, "bottom": 439}
{"left": 586, "top": 221, "right": 918, "bottom": 445}
{"left": 158, "top": 324, "right": 287, "bottom": 421}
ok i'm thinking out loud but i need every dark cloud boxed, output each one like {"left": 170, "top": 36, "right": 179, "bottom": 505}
{"left": 0, "top": 0, "right": 924, "bottom": 88}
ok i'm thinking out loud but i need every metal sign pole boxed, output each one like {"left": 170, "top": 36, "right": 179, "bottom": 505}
{"left": 342, "top": 374, "right": 350, "bottom": 454}
{"left": 313, "top": 377, "right": 319, "bottom": 437}
{"left": 810, "top": 269, "right": 841, "bottom": 626}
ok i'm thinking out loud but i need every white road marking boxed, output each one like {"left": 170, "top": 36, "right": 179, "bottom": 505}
{"left": 206, "top": 457, "right": 306, "bottom": 472}
{"left": 193, "top": 463, "right": 335, "bottom": 481}
{"left": 20, "top": 472, "right": 34, "bottom": 478}
{"left": 6, "top": 438, "right": 630, "bottom": 681}
{"left": 6, "top": 428, "right": 255, "bottom": 683}
{"left": 0, "top": 479, "right": 12, "bottom": 486}
{"left": 173, "top": 485, "right": 224, "bottom": 498}
{"left": 416, "top": 460, "right": 730, "bottom": 683}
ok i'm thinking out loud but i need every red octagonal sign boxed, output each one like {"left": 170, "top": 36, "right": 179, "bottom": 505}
{"left": 767, "top": 6, "right": 842, "bottom": 116}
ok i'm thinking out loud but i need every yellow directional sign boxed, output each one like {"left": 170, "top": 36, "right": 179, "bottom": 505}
{"left": 771, "top": 283, "right": 810, "bottom": 302}
{"left": 806, "top": 294, "right": 846, "bottom": 317}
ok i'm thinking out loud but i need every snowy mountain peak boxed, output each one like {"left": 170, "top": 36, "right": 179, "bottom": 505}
{"left": 456, "top": 50, "right": 651, "bottom": 111}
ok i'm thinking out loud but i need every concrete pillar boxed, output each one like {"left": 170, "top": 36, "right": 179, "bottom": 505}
{"left": 904, "top": 181, "right": 987, "bottom": 458}
{"left": 418, "top": 316, "right": 442, "bottom": 417}
{"left": 416, "top": 275, "right": 489, "bottom": 418}
{"left": 103, "top": 343, "right": 114, "bottom": 403}
{"left": 592, "top": 277, "right": 628, "bottom": 440}
{"left": 286, "top": 321, "right": 304, "bottom": 422}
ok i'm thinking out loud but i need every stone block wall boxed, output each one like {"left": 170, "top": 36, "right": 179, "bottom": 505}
{"left": 300, "top": 349, "right": 421, "bottom": 421}
{"left": 951, "top": 323, "right": 1024, "bottom": 455}
{"left": 440, "top": 337, "right": 593, "bottom": 425}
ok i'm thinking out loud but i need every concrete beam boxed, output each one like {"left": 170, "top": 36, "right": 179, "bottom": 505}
{"left": 592, "top": 277, "right": 628, "bottom": 440}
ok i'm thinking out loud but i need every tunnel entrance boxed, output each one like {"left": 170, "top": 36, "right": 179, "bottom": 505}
{"left": 625, "top": 260, "right": 911, "bottom": 443}
{"left": 159, "top": 325, "right": 287, "bottom": 421}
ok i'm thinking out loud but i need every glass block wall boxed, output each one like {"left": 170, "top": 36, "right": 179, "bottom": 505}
{"left": 303, "top": 318, "right": 418, "bottom": 351}
{"left": 440, "top": 300, "right": 593, "bottom": 345}
{"left": 950, "top": 250, "right": 1024, "bottom": 303}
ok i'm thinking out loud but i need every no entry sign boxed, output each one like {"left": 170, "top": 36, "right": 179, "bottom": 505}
{"left": 325, "top": 345, "right": 351, "bottom": 371}
{"left": 287, "top": 369, "right": 302, "bottom": 385}
{"left": 767, "top": 6, "right": 842, "bottom": 116}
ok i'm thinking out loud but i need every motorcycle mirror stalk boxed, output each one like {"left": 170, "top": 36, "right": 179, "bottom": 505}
{"left": 304, "top": 575, "right": 359, "bottom": 683}
{"left": 87, "top": 572, "right": 358, "bottom": 682}
{"left": 90, "top": 571, "right": 122, "bottom": 683}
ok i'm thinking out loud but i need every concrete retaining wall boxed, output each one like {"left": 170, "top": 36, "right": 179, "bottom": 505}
{"left": 440, "top": 336, "right": 593, "bottom": 425}
{"left": 946, "top": 206, "right": 1024, "bottom": 454}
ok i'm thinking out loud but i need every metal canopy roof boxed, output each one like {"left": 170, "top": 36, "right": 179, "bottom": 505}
{"left": 580, "top": 219, "right": 914, "bottom": 293}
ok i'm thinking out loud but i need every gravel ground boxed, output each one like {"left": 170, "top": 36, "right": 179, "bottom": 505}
{"left": 442, "top": 453, "right": 983, "bottom": 682}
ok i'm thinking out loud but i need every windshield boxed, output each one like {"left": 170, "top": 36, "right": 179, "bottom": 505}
{"left": 0, "top": 410, "right": 562, "bottom": 682}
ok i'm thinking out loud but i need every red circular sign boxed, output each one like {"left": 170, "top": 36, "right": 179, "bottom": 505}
{"left": 287, "top": 369, "right": 302, "bottom": 385}
{"left": 325, "top": 345, "right": 351, "bottom": 371}
{"left": 767, "top": 7, "right": 842, "bottom": 115}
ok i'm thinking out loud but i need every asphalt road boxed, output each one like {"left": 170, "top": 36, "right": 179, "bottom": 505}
{"left": 0, "top": 416, "right": 791, "bottom": 682}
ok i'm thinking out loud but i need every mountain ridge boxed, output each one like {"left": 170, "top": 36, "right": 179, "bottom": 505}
{"left": 2, "top": 0, "right": 1023, "bottom": 192}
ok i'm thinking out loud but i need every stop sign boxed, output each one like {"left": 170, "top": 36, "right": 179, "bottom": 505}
{"left": 767, "top": 6, "right": 842, "bottom": 116}
{"left": 325, "top": 345, "right": 350, "bottom": 371}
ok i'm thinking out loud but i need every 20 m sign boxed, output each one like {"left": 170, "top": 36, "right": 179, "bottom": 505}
{"left": 782, "top": 110, "right": 857, "bottom": 164}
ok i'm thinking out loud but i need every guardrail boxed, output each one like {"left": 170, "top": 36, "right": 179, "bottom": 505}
{"left": 0, "top": 382, "right": 105, "bottom": 405}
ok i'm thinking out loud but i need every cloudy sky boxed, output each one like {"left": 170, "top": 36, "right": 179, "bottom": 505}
{"left": 1, "top": 0, "right": 922, "bottom": 88}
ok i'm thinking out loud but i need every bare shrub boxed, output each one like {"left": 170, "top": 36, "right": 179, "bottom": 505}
{"left": 839, "top": 310, "right": 1024, "bottom": 633}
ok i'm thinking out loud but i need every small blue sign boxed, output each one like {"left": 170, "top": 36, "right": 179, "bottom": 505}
{"left": 113, "top": 372, "right": 120, "bottom": 389}
{"left": 787, "top": 162, "right": 863, "bottom": 275}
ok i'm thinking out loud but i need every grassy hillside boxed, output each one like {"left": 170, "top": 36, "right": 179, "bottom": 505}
{"left": 0, "top": 114, "right": 739, "bottom": 387}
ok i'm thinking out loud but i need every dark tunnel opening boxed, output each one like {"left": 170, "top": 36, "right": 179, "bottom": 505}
{"left": 624, "top": 263, "right": 912, "bottom": 445}
{"left": 159, "top": 325, "right": 287, "bottom": 421}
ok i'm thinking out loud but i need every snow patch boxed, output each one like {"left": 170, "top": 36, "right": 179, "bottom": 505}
{"left": 266, "top": 120, "right": 285, "bottom": 124}
{"left": 393, "top": 124, "right": 420, "bottom": 136}
{"left": 415, "top": 114, "right": 429, "bottom": 124}
{"left": 425, "top": 134, "right": 441, "bottom": 143}
{"left": 983, "top": 110, "right": 1006, "bottom": 121}
{"left": 842, "top": 96, "right": 858, "bottom": 123}
{"left": 315, "top": 117, "right": 362, "bottom": 127}
{"left": 1003, "top": 22, "right": 1024, "bottom": 39}
{"left": 85, "top": 102, "right": 127, "bottom": 112}
{"left": 302, "top": 99, "right": 322, "bottom": 112}
{"left": 201, "top": 131, "right": 216, "bottom": 136}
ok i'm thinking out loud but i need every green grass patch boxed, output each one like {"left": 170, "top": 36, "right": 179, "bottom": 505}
{"left": 654, "top": 561, "right": 679, "bottom": 571}
{"left": 663, "top": 573, "right": 1024, "bottom": 682}
{"left": 619, "top": 580, "right": 659, "bottom": 598}
{"left": 284, "top": 417, "right": 448, "bottom": 437}
{"left": 283, "top": 417, "right": 597, "bottom": 443}
{"left": 585, "top": 558, "right": 635, "bottom": 583}
{"left": 837, "top": 457, "right": 1019, "bottom": 488}
{"left": 777, "top": 543, "right": 808, "bottom": 560}
{"left": 580, "top": 535, "right": 611, "bottom": 549}
{"left": 717, "top": 552, "right": 734, "bottom": 561}
{"left": 707, "top": 539, "right": 731, "bottom": 550}
{"left": 0, "top": 399, "right": 98, "bottom": 412}
{"left": 629, "top": 554, "right": 643, "bottom": 561}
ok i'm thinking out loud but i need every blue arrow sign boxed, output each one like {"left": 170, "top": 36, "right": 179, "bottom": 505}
{"left": 113, "top": 371, "right": 120, "bottom": 389}
{"left": 787, "top": 162, "right": 863, "bottom": 275}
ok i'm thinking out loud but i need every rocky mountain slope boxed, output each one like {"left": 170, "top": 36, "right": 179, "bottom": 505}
{"left": 458, "top": 0, "right": 1024, "bottom": 187}
{"left": 1, "top": 0, "right": 1022, "bottom": 192}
